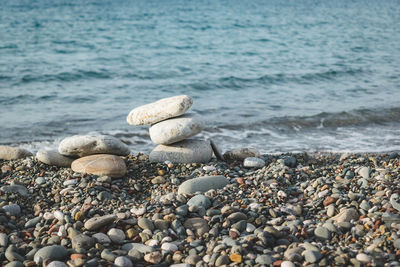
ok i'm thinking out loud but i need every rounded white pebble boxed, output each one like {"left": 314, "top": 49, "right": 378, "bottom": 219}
{"left": 107, "top": 228, "right": 125, "bottom": 244}
{"left": 246, "top": 223, "right": 256, "bottom": 232}
{"left": 46, "top": 261, "right": 68, "bottom": 267}
{"left": 243, "top": 157, "right": 265, "bottom": 168}
{"left": 161, "top": 242, "right": 178, "bottom": 251}
{"left": 281, "top": 261, "right": 295, "bottom": 267}
{"left": 356, "top": 253, "right": 371, "bottom": 263}
{"left": 43, "top": 212, "right": 55, "bottom": 220}
{"left": 114, "top": 256, "right": 133, "bottom": 267}
{"left": 54, "top": 211, "right": 64, "bottom": 221}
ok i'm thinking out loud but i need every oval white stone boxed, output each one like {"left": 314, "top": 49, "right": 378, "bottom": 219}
{"left": 150, "top": 139, "right": 212, "bottom": 163}
{"left": 126, "top": 95, "right": 193, "bottom": 125}
{"left": 178, "top": 175, "right": 229, "bottom": 195}
{"left": 149, "top": 113, "right": 204, "bottom": 145}
{"left": 58, "top": 134, "right": 130, "bottom": 157}
{"left": 36, "top": 149, "right": 75, "bottom": 167}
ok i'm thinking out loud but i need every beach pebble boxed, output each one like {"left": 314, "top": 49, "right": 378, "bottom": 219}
{"left": 304, "top": 250, "right": 322, "bottom": 263}
{"left": 161, "top": 242, "right": 178, "bottom": 251}
{"left": 36, "top": 149, "right": 75, "bottom": 167}
{"left": 107, "top": 228, "right": 125, "bottom": 244}
{"left": 33, "top": 245, "right": 68, "bottom": 264}
{"left": 314, "top": 226, "right": 330, "bottom": 240}
{"left": 243, "top": 157, "right": 265, "bottom": 168}
{"left": 170, "top": 264, "right": 191, "bottom": 267}
{"left": 223, "top": 148, "right": 260, "bottom": 161}
{"left": 187, "top": 194, "right": 211, "bottom": 209}
{"left": 71, "top": 154, "right": 127, "bottom": 178}
{"left": 358, "top": 166, "right": 370, "bottom": 179}
{"left": 255, "top": 255, "right": 274, "bottom": 265}
{"left": 0, "top": 145, "right": 32, "bottom": 160}
{"left": 138, "top": 218, "right": 155, "bottom": 231}
{"left": 71, "top": 234, "right": 95, "bottom": 249}
{"left": 150, "top": 139, "right": 212, "bottom": 163}
{"left": 144, "top": 251, "right": 163, "bottom": 264}
{"left": 332, "top": 208, "right": 359, "bottom": 223}
{"left": 184, "top": 218, "right": 210, "bottom": 236}
{"left": 114, "top": 256, "right": 133, "bottom": 267}
{"left": 25, "top": 216, "right": 42, "bottom": 228}
{"left": 283, "top": 156, "right": 297, "bottom": 168}
{"left": 122, "top": 243, "right": 154, "bottom": 253}
{"left": 4, "top": 262, "right": 25, "bottom": 267}
{"left": 92, "top": 233, "right": 111, "bottom": 244}
{"left": 5, "top": 245, "right": 24, "bottom": 262}
{"left": 58, "top": 134, "right": 130, "bottom": 157}
{"left": 54, "top": 211, "right": 64, "bottom": 221}
{"left": 0, "top": 233, "right": 8, "bottom": 247}
{"left": 1, "top": 184, "right": 29, "bottom": 197}
{"left": 281, "top": 261, "right": 295, "bottom": 267}
{"left": 356, "top": 253, "right": 371, "bottom": 264}
{"left": 84, "top": 214, "right": 117, "bottom": 230}
{"left": 127, "top": 95, "right": 193, "bottom": 125}
{"left": 2, "top": 204, "right": 21, "bottom": 216}
{"left": 178, "top": 175, "right": 229, "bottom": 194}
{"left": 149, "top": 113, "right": 204, "bottom": 145}
{"left": 46, "top": 261, "right": 68, "bottom": 267}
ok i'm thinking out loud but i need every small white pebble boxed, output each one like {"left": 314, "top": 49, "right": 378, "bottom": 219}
{"left": 356, "top": 253, "right": 371, "bottom": 263}
{"left": 161, "top": 242, "right": 178, "bottom": 251}
{"left": 54, "top": 211, "right": 64, "bottom": 221}
{"left": 281, "top": 261, "right": 295, "bottom": 267}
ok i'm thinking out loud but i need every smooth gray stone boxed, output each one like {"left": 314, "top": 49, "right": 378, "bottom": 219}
{"left": 149, "top": 113, "right": 204, "bottom": 145}
{"left": 284, "top": 156, "right": 297, "bottom": 168}
{"left": 122, "top": 243, "right": 155, "bottom": 253}
{"left": 178, "top": 175, "right": 229, "bottom": 195}
{"left": 304, "top": 250, "right": 322, "bottom": 263}
{"left": 358, "top": 166, "right": 370, "bottom": 179}
{"left": 5, "top": 245, "right": 24, "bottom": 262}
{"left": 227, "top": 212, "right": 247, "bottom": 222}
{"left": 33, "top": 245, "right": 68, "bottom": 264}
{"left": 232, "top": 220, "right": 247, "bottom": 232}
{"left": 390, "top": 194, "right": 400, "bottom": 212}
{"left": 25, "top": 216, "right": 42, "bottom": 228}
{"left": 137, "top": 218, "right": 154, "bottom": 231}
{"left": 223, "top": 148, "right": 260, "bottom": 161}
{"left": 255, "top": 255, "right": 274, "bottom": 265}
{"left": 58, "top": 134, "right": 130, "bottom": 157}
{"left": 114, "top": 256, "right": 133, "bottom": 267}
{"left": 46, "top": 261, "right": 68, "bottom": 267}
{"left": 243, "top": 157, "right": 265, "bottom": 168}
{"left": 36, "top": 149, "right": 75, "bottom": 167}
{"left": 314, "top": 227, "right": 330, "bottom": 241}
{"left": 101, "top": 249, "right": 117, "bottom": 262}
{"left": 187, "top": 195, "right": 211, "bottom": 209}
{"left": 126, "top": 95, "right": 193, "bottom": 125}
{"left": 71, "top": 234, "right": 95, "bottom": 249}
{"left": 84, "top": 214, "right": 117, "bottom": 231}
{"left": 215, "top": 255, "right": 230, "bottom": 266}
{"left": 0, "top": 145, "right": 32, "bottom": 160}
{"left": 4, "top": 261, "right": 24, "bottom": 267}
{"left": 1, "top": 185, "right": 29, "bottom": 197}
{"left": 0, "top": 233, "right": 8, "bottom": 247}
{"left": 150, "top": 139, "right": 212, "bottom": 163}
{"left": 2, "top": 204, "right": 21, "bottom": 216}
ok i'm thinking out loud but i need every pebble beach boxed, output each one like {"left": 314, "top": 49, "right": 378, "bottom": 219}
{"left": 1, "top": 150, "right": 400, "bottom": 267}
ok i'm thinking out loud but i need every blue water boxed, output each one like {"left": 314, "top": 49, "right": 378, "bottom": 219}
{"left": 1, "top": 0, "right": 400, "bottom": 153}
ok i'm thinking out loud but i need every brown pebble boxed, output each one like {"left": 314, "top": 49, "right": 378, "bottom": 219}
{"left": 323, "top": 196, "right": 336, "bottom": 206}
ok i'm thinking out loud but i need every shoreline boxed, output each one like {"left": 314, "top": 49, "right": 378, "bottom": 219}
{"left": 0, "top": 151, "right": 399, "bottom": 266}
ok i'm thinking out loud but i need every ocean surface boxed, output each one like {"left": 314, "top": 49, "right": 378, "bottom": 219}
{"left": 1, "top": 0, "right": 400, "bottom": 154}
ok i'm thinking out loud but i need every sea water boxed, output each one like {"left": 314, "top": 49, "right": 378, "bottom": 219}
{"left": 1, "top": 0, "right": 400, "bottom": 153}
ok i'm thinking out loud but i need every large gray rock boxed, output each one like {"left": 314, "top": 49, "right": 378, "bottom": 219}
{"left": 71, "top": 154, "right": 127, "bottom": 178}
{"left": 0, "top": 145, "right": 32, "bottom": 160}
{"left": 178, "top": 175, "right": 229, "bottom": 195}
{"left": 126, "top": 95, "right": 193, "bottom": 125}
{"left": 58, "top": 135, "right": 130, "bottom": 157}
{"left": 84, "top": 214, "right": 117, "bottom": 231}
{"left": 150, "top": 139, "right": 212, "bottom": 163}
{"left": 149, "top": 113, "right": 204, "bottom": 145}
{"left": 1, "top": 185, "right": 29, "bottom": 197}
{"left": 223, "top": 148, "right": 260, "bottom": 161}
{"left": 36, "top": 149, "right": 75, "bottom": 167}
{"left": 33, "top": 245, "right": 68, "bottom": 264}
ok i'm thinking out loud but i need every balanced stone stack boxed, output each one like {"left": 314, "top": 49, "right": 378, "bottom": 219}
{"left": 35, "top": 134, "right": 130, "bottom": 178}
{"left": 126, "top": 95, "right": 212, "bottom": 163}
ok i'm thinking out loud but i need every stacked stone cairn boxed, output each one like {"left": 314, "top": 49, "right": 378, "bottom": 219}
{"left": 126, "top": 95, "right": 213, "bottom": 163}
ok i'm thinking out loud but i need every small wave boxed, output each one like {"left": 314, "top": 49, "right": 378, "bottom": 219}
{"left": 19, "top": 69, "right": 112, "bottom": 84}
{"left": 218, "top": 68, "right": 366, "bottom": 87}
{"left": 0, "top": 94, "right": 57, "bottom": 105}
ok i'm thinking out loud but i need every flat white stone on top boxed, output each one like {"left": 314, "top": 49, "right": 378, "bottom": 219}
{"left": 126, "top": 95, "right": 193, "bottom": 125}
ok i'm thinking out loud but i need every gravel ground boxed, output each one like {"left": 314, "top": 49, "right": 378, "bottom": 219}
{"left": 0, "top": 152, "right": 399, "bottom": 267}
